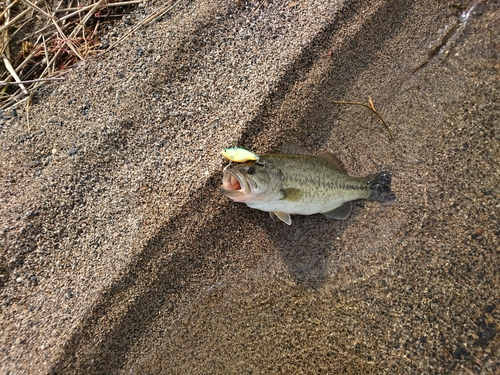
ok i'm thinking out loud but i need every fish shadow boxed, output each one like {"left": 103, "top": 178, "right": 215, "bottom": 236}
{"left": 254, "top": 203, "right": 364, "bottom": 288}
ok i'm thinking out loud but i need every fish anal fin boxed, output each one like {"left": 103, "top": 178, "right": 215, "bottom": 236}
{"left": 322, "top": 202, "right": 352, "bottom": 220}
{"left": 281, "top": 144, "right": 311, "bottom": 155}
{"left": 272, "top": 211, "right": 292, "bottom": 225}
{"left": 281, "top": 188, "right": 303, "bottom": 202}
{"left": 319, "top": 152, "right": 348, "bottom": 174}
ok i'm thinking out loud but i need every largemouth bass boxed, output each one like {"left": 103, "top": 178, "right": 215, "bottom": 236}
{"left": 220, "top": 149, "right": 395, "bottom": 225}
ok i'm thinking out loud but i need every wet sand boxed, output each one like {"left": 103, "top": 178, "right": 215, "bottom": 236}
{"left": 0, "top": 0, "right": 498, "bottom": 373}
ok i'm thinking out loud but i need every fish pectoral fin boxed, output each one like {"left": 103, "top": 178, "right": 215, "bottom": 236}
{"left": 271, "top": 211, "right": 292, "bottom": 225}
{"left": 318, "top": 152, "right": 348, "bottom": 174}
{"left": 280, "top": 188, "right": 303, "bottom": 202}
{"left": 322, "top": 202, "right": 353, "bottom": 220}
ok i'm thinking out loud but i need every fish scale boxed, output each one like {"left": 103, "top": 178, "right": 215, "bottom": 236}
{"left": 270, "top": 155, "right": 370, "bottom": 200}
{"left": 220, "top": 150, "right": 395, "bottom": 225}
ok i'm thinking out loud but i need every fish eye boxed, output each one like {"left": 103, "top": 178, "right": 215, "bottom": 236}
{"left": 246, "top": 166, "right": 255, "bottom": 175}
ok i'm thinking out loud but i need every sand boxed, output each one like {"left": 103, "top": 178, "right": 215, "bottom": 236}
{"left": 0, "top": 0, "right": 498, "bottom": 373}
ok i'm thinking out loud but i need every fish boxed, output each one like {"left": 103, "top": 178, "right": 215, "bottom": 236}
{"left": 220, "top": 147, "right": 395, "bottom": 225}
{"left": 221, "top": 147, "right": 260, "bottom": 162}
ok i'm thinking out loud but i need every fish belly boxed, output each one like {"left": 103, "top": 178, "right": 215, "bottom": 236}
{"left": 246, "top": 190, "right": 365, "bottom": 216}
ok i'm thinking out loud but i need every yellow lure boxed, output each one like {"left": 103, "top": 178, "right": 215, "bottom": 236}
{"left": 221, "top": 147, "right": 259, "bottom": 162}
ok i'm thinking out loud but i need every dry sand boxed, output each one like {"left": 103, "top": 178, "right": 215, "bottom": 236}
{"left": 1, "top": 0, "right": 499, "bottom": 374}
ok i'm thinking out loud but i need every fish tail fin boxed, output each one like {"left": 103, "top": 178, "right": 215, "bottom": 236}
{"left": 366, "top": 171, "right": 396, "bottom": 202}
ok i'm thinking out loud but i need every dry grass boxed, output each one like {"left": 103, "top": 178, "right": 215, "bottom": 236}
{"left": 332, "top": 97, "right": 394, "bottom": 141}
{"left": 0, "top": 0, "right": 180, "bottom": 111}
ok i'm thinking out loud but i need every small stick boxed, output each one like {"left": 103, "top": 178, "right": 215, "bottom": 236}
{"left": 21, "top": 0, "right": 52, "bottom": 18}
{"left": 0, "top": 0, "right": 20, "bottom": 20}
{"left": 332, "top": 96, "right": 394, "bottom": 140}
{"left": 33, "top": 4, "right": 96, "bottom": 35}
{"left": 0, "top": 0, "right": 43, "bottom": 34}
{"left": 51, "top": 19, "right": 84, "bottom": 60}
{"left": 367, "top": 96, "right": 394, "bottom": 140}
{"left": 1, "top": 0, "right": 11, "bottom": 58}
{"left": 0, "top": 77, "right": 65, "bottom": 85}
{"left": 101, "top": 0, "right": 146, "bottom": 7}
{"left": 21, "top": 0, "right": 84, "bottom": 60}
{"left": 52, "top": 0, "right": 146, "bottom": 13}
{"left": 68, "top": 0, "right": 104, "bottom": 40}
{"left": 26, "top": 95, "right": 30, "bottom": 133}
{"left": 0, "top": 91, "right": 29, "bottom": 111}
{"left": 81, "top": 23, "right": 89, "bottom": 56}
{"left": 53, "top": 0, "right": 65, "bottom": 13}
{"left": 2, "top": 55, "right": 29, "bottom": 94}
{"left": 39, "top": 41, "right": 62, "bottom": 78}
{"left": 93, "top": 19, "right": 100, "bottom": 34}
{"left": 42, "top": 33, "right": 49, "bottom": 67}
{"left": 1, "top": 1, "right": 11, "bottom": 98}
{"left": 6, "top": 17, "right": 32, "bottom": 41}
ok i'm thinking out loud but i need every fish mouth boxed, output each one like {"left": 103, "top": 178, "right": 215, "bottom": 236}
{"left": 220, "top": 170, "right": 252, "bottom": 201}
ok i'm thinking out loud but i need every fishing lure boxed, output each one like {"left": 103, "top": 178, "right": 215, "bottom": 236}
{"left": 221, "top": 147, "right": 259, "bottom": 162}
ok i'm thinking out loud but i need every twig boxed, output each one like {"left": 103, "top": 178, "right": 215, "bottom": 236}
{"left": 21, "top": 0, "right": 84, "bottom": 60}
{"left": 25, "top": 94, "right": 30, "bottom": 133}
{"left": 51, "top": 18, "right": 84, "bottom": 60}
{"left": 33, "top": 4, "right": 96, "bottom": 36}
{"left": 20, "top": 0, "right": 51, "bottom": 18}
{"left": 1, "top": 2, "right": 11, "bottom": 99}
{"left": 6, "top": 17, "right": 32, "bottom": 41}
{"left": 93, "top": 18, "right": 100, "bottom": 34}
{"left": 0, "top": 0, "right": 20, "bottom": 20}
{"left": 2, "top": 55, "right": 29, "bottom": 94}
{"left": 39, "top": 41, "right": 62, "bottom": 77}
{"left": 0, "top": 77, "right": 65, "bottom": 85}
{"left": 0, "top": 90, "right": 29, "bottom": 110}
{"left": 81, "top": 23, "right": 89, "bottom": 56}
{"left": 68, "top": 0, "right": 103, "bottom": 40}
{"left": 42, "top": 33, "right": 49, "bottom": 69}
{"left": 0, "top": 0, "right": 45, "bottom": 35}
{"left": 53, "top": 0, "right": 66, "bottom": 15}
{"left": 332, "top": 96, "right": 394, "bottom": 140}
{"left": 101, "top": 0, "right": 146, "bottom": 7}
{"left": 52, "top": 0, "right": 146, "bottom": 14}
{"left": 1, "top": 0, "right": 11, "bottom": 58}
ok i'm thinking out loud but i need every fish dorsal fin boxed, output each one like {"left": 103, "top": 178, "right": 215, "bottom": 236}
{"left": 270, "top": 211, "right": 292, "bottom": 225}
{"left": 281, "top": 144, "right": 311, "bottom": 155}
{"left": 280, "top": 188, "right": 303, "bottom": 202}
{"left": 322, "top": 202, "right": 352, "bottom": 220}
{"left": 319, "top": 152, "right": 348, "bottom": 174}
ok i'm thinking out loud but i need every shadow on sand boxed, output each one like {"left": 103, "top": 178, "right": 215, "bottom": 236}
{"left": 49, "top": 0, "right": 413, "bottom": 372}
